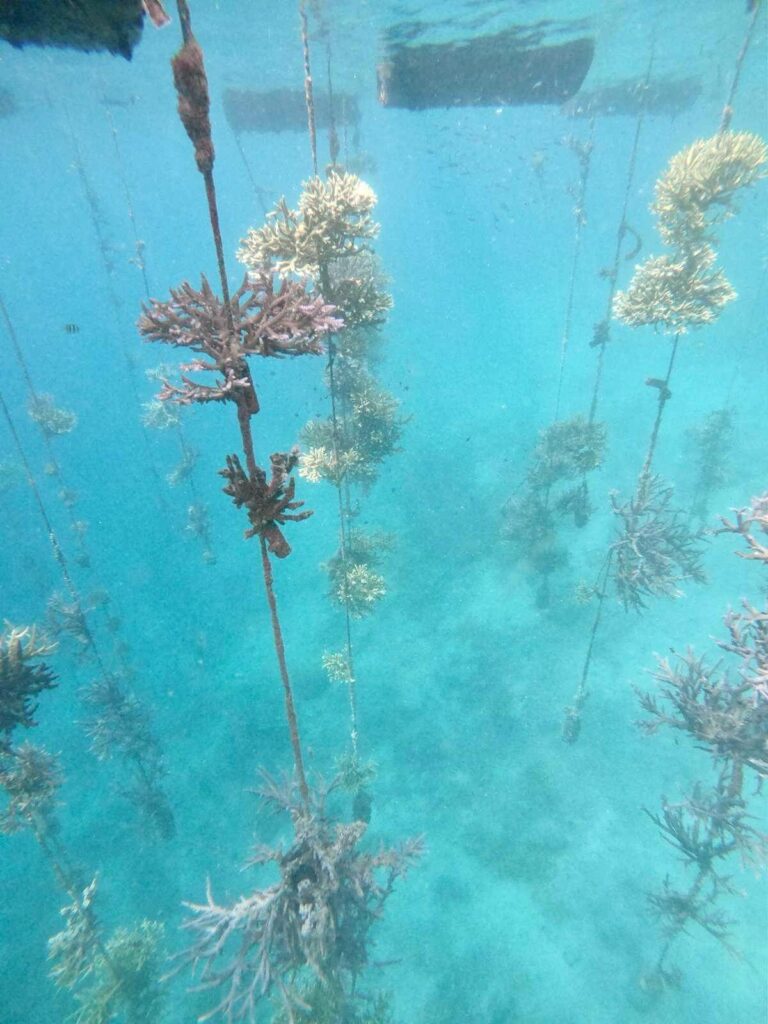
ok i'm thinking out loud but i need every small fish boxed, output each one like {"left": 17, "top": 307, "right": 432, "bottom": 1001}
{"left": 63, "top": 323, "right": 80, "bottom": 334}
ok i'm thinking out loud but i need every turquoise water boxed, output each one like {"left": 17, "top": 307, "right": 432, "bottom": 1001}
{"left": 1, "top": 2, "right": 766, "bottom": 1022}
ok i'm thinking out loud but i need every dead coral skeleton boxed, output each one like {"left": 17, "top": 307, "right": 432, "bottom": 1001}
{"left": 179, "top": 774, "right": 421, "bottom": 1023}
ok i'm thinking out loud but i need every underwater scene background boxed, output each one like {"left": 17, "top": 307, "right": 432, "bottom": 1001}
{"left": 0, "top": 1, "right": 766, "bottom": 1022}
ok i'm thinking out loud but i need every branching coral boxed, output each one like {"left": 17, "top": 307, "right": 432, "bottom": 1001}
{"left": 49, "top": 879, "right": 166, "bottom": 1024}
{"left": 687, "top": 408, "right": 733, "bottom": 519}
{"left": 527, "top": 415, "right": 606, "bottom": 488}
{"left": 179, "top": 775, "right": 421, "bottom": 1023}
{"left": 613, "top": 246, "right": 736, "bottom": 334}
{"left": 46, "top": 593, "right": 92, "bottom": 652}
{"left": 141, "top": 398, "right": 181, "bottom": 430}
{"left": 614, "top": 131, "right": 766, "bottom": 334}
{"left": 81, "top": 674, "right": 175, "bottom": 840}
{"left": 611, "top": 475, "right": 706, "bottom": 610}
{"left": 652, "top": 131, "right": 768, "bottom": 249}
{"left": 299, "top": 444, "right": 372, "bottom": 487}
{"left": 48, "top": 878, "right": 102, "bottom": 990}
{"left": 139, "top": 273, "right": 340, "bottom": 407}
{"left": 321, "top": 650, "right": 355, "bottom": 685}
{"left": 640, "top": 649, "right": 768, "bottom": 775}
{"left": 325, "top": 251, "right": 393, "bottom": 328}
{"left": 300, "top": 365, "right": 404, "bottom": 488}
{"left": 0, "top": 624, "right": 57, "bottom": 748}
{"left": 70, "top": 920, "right": 166, "bottom": 1024}
{"left": 638, "top": 490, "right": 768, "bottom": 986}
{"left": 333, "top": 564, "right": 387, "bottom": 619}
{"left": 28, "top": 393, "right": 77, "bottom": 437}
{"left": 717, "top": 492, "right": 768, "bottom": 563}
{"left": 323, "top": 531, "right": 391, "bottom": 618}
{"left": 0, "top": 741, "right": 62, "bottom": 834}
{"left": 220, "top": 449, "right": 311, "bottom": 558}
{"left": 237, "top": 173, "right": 379, "bottom": 278}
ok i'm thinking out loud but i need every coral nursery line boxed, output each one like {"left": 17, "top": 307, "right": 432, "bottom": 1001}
{"left": 0, "top": 2, "right": 766, "bottom": 1022}
{"left": 134, "top": 1, "right": 421, "bottom": 1018}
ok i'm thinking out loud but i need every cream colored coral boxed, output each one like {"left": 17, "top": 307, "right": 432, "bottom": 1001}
{"left": 299, "top": 445, "right": 368, "bottom": 485}
{"left": 321, "top": 650, "right": 355, "bottom": 685}
{"left": 614, "top": 246, "right": 735, "bottom": 334}
{"left": 237, "top": 172, "right": 380, "bottom": 278}
{"left": 334, "top": 563, "right": 386, "bottom": 618}
{"left": 142, "top": 399, "right": 181, "bottom": 430}
{"left": 653, "top": 131, "right": 768, "bottom": 248}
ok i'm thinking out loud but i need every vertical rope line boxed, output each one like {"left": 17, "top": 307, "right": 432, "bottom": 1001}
{"left": 172, "top": 0, "right": 310, "bottom": 811}
{"left": 554, "top": 120, "right": 595, "bottom": 420}
{"left": 588, "top": 43, "right": 655, "bottom": 425}
{"left": 300, "top": 1, "right": 319, "bottom": 176}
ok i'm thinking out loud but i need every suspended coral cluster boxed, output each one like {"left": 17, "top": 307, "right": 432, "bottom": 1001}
{"left": 180, "top": 774, "right": 420, "bottom": 1023}
{"left": 237, "top": 171, "right": 379, "bottom": 277}
{"left": 502, "top": 414, "right": 606, "bottom": 606}
{"left": 139, "top": 273, "right": 340, "bottom": 407}
{"left": 0, "top": 625, "right": 57, "bottom": 747}
{"left": 28, "top": 393, "right": 77, "bottom": 437}
{"left": 638, "top": 493, "right": 768, "bottom": 986}
{"left": 610, "top": 474, "right": 706, "bottom": 611}
{"left": 614, "top": 130, "right": 767, "bottom": 333}
{"left": 0, "top": 630, "right": 167, "bottom": 1020}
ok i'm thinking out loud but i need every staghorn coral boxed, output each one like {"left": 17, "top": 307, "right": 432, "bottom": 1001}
{"left": 139, "top": 273, "right": 340, "bottom": 407}
{"left": 640, "top": 649, "right": 768, "bottom": 775}
{"left": 299, "top": 444, "right": 372, "bottom": 487}
{"left": 220, "top": 449, "right": 312, "bottom": 559}
{"left": 322, "top": 650, "right": 355, "bottom": 685}
{"left": 28, "top": 393, "right": 77, "bottom": 437}
{"left": 69, "top": 920, "right": 166, "bottom": 1024}
{"left": 46, "top": 593, "right": 92, "bottom": 652}
{"left": 141, "top": 398, "right": 181, "bottom": 430}
{"left": 81, "top": 674, "right": 175, "bottom": 841}
{"left": 687, "top": 408, "right": 733, "bottom": 520}
{"left": 611, "top": 474, "right": 706, "bottom": 610}
{"left": 613, "top": 245, "right": 735, "bottom": 334}
{"left": 333, "top": 564, "right": 387, "bottom": 619}
{"left": 301, "top": 366, "right": 404, "bottom": 488}
{"left": 324, "top": 531, "right": 392, "bottom": 618}
{"left": 0, "top": 741, "right": 62, "bottom": 834}
{"left": 652, "top": 131, "right": 768, "bottom": 249}
{"left": 638, "top": 491, "right": 768, "bottom": 986}
{"left": 0, "top": 624, "right": 57, "bottom": 747}
{"left": 527, "top": 415, "right": 606, "bottom": 489}
{"left": 325, "top": 251, "right": 393, "bottom": 328}
{"left": 237, "top": 172, "right": 379, "bottom": 278}
{"left": 179, "top": 774, "right": 420, "bottom": 1023}
{"left": 168, "top": 446, "right": 199, "bottom": 486}
{"left": 717, "top": 492, "right": 768, "bottom": 563}
{"left": 49, "top": 878, "right": 166, "bottom": 1024}
{"left": 48, "top": 878, "right": 102, "bottom": 990}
